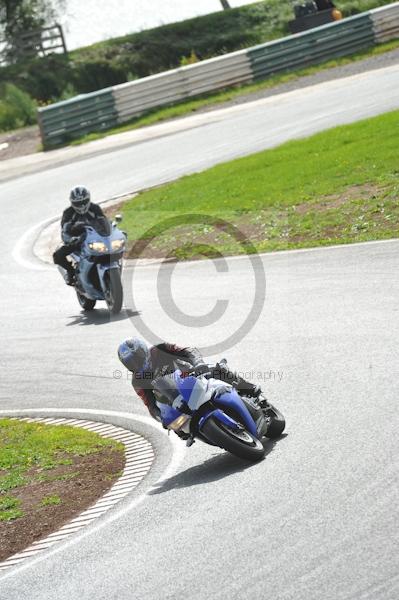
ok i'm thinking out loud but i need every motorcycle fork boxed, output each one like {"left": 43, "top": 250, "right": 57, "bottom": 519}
{"left": 240, "top": 396, "right": 267, "bottom": 436}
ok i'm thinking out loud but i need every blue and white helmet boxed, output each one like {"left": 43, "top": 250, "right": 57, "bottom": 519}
{"left": 118, "top": 338, "right": 151, "bottom": 374}
{"left": 70, "top": 186, "right": 91, "bottom": 215}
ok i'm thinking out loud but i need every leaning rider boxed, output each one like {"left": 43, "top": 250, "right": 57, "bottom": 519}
{"left": 53, "top": 186, "right": 106, "bottom": 286}
{"left": 117, "top": 337, "right": 265, "bottom": 424}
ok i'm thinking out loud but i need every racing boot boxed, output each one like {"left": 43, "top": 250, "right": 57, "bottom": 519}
{"left": 63, "top": 268, "right": 75, "bottom": 286}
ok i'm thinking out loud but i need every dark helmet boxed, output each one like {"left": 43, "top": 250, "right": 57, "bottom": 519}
{"left": 70, "top": 186, "right": 91, "bottom": 215}
{"left": 118, "top": 338, "right": 151, "bottom": 375}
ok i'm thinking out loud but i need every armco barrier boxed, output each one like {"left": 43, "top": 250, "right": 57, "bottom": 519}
{"left": 113, "top": 68, "right": 186, "bottom": 123}
{"left": 39, "top": 88, "right": 117, "bottom": 147}
{"left": 370, "top": 2, "right": 399, "bottom": 42}
{"left": 113, "top": 49, "right": 252, "bottom": 124}
{"left": 38, "top": 3, "right": 399, "bottom": 148}
{"left": 182, "top": 49, "right": 252, "bottom": 99}
{"left": 248, "top": 14, "right": 374, "bottom": 80}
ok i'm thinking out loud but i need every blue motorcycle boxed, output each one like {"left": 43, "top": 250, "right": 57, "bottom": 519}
{"left": 154, "top": 364, "right": 285, "bottom": 462}
{"left": 67, "top": 215, "right": 126, "bottom": 314}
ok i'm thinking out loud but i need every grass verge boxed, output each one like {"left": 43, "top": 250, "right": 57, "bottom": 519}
{"left": 0, "top": 418, "right": 125, "bottom": 561}
{"left": 111, "top": 110, "right": 399, "bottom": 260}
{"left": 71, "top": 39, "right": 399, "bottom": 147}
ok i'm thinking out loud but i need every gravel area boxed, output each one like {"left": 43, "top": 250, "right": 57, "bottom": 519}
{"left": 0, "top": 47, "right": 398, "bottom": 162}
{"left": 0, "top": 125, "right": 41, "bottom": 161}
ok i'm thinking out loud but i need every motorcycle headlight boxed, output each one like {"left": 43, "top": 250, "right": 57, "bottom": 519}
{"left": 89, "top": 241, "right": 107, "bottom": 252}
{"left": 111, "top": 239, "right": 125, "bottom": 251}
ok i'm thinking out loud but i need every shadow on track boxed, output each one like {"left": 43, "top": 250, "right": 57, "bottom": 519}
{"left": 149, "top": 435, "right": 287, "bottom": 495}
{"left": 65, "top": 308, "right": 140, "bottom": 326}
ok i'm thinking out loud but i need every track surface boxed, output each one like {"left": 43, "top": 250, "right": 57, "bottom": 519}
{"left": 0, "top": 65, "right": 398, "bottom": 599}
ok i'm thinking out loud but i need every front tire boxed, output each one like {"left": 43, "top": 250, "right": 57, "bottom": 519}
{"left": 76, "top": 290, "right": 96, "bottom": 311}
{"left": 201, "top": 416, "right": 265, "bottom": 462}
{"left": 104, "top": 269, "right": 123, "bottom": 314}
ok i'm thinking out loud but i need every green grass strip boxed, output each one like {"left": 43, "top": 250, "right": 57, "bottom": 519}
{"left": 117, "top": 110, "right": 399, "bottom": 259}
{"left": 0, "top": 419, "right": 123, "bottom": 495}
{"left": 0, "top": 496, "right": 24, "bottom": 522}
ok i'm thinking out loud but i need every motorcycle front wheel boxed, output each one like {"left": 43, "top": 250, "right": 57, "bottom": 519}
{"left": 76, "top": 290, "right": 96, "bottom": 311}
{"left": 201, "top": 416, "right": 265, "bottom": 462}
{"left": 104, "top": 268, "right": 123, "bottom": 314}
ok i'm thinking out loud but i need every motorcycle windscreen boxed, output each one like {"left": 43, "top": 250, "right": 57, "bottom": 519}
{"left": 175, "top": 373, "right": 209, "bottom": 412}
{"left": 91, "top": 216, "right": 112, "bottom": 236}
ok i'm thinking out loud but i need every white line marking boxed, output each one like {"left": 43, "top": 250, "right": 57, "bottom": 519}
{"left": 38, "top": 534, "right": 72, "bottom": 543}
{"left": 100, "top": 491, "right": 130, "bottom": 502}
{"left": 107, "top": 482, "right": 145, "bottom": 494}
{"left": 120, "top": 468, "right": 153, "bottom": 478}
{"left": 119, "top": 464, "right": 153, "bottom": 475}
{"left": 3, "top": 549, "right": 42, "bottom": 560}
{"left": 78, "top": 508, "right": 108, "bottom": 518}
{"left": 56, "top": 523, "right": 87, "bottom": 533}
{"left": 31, "top": 536, "right": 67, "bottom": 545}
{"left": 69, "top": 515, "right": 104, "bottom": 525}
{"left": 0, "top": 558, "right": 27, "bottom": 567}
{"left": 85, "top": 500, "right": 118, "bottom": 510}
{"left": 25, "top": 541, "right": 58, "bottom": 552}
{"left": 44, "top": 529, "right": 81, "bottom": 540}
{"left": 12, "top": 216, "right": 58, "bottom": 271}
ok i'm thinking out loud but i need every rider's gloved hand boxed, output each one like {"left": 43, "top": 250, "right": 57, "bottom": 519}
{"left": 193, "top": 363, "right": 211, "bottom": 375}
{"left": 174, "top": 359, "right": 192, "bottom": 375}
{"left": 249, "top": 385, "right": 262, "bottom": 399}
{"left": 70, "top": 222, "right": 86, "bottom": 235}
{"left": 68, "top": 236, "right": 82, "bottom": 246}
{"left": 175, "top": 360, "right": 209, "bottom": 377}
{"left": 211, "top": 383, "right": 232, "bottom": 399}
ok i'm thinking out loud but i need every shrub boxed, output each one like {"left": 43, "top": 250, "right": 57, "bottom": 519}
{"left": 0, "top": 83, "right": 37, "bottom": 131}
{"left": 180, "top": 50, "right": 200, "bottom": 66}
{"left": 0, "top": 54, "right": 73, "bottom": 102}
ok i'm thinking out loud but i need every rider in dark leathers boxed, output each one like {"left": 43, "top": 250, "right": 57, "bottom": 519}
{"left": 53, "top": 186, "right": 106, "bottom": 285}
{"left": 117, "top": 338, "right": 264, "bottom": 425}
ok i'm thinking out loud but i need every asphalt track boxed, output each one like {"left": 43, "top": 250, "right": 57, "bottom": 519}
{"left": 0, "top": 64, "right": 398, "bottom": 599}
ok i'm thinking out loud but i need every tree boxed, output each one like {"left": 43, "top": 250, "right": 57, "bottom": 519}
{"left": 0, "top": 1, "right": 63, "bottom": 62}
{"left": 1, "top": 1, "right": 53, "bottom": 35}
{"left": 219, "top": 0, "right": 231, "bottom": 9}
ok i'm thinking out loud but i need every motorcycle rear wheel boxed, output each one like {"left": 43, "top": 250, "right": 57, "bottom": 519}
{"left": 76, "top": 290, "right": 96, "bottom": 311}
{"left": 202, "top": 416, "right": 265, "bottom": 462}
{"left": 104, "top": 269, "right": 123, "bottom": 314}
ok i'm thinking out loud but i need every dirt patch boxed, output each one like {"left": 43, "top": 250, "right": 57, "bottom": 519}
{"left": 0, "top": 125, "right": 41, "bottom": 161}
{"left": 126, "top": 216, "right": 271, "bottom": 260}
{"left": 0, "top": 446, "right": 125, "bottom": 562}
{"left": 294, "top": 183, "right": 381, "bottom": 215}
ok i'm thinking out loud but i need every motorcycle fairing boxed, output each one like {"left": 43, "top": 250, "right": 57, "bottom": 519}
{"left": 70, "top": 224, "right": 125, "bottom": 301}
{"left": 157, "top": 371, "right": 258, "bottom": 437}
{"left": 199, "top": 408, "right": 241, "bottom": 431}
{"left": 199, "top": 389, "right": 258, "bottom": 437}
